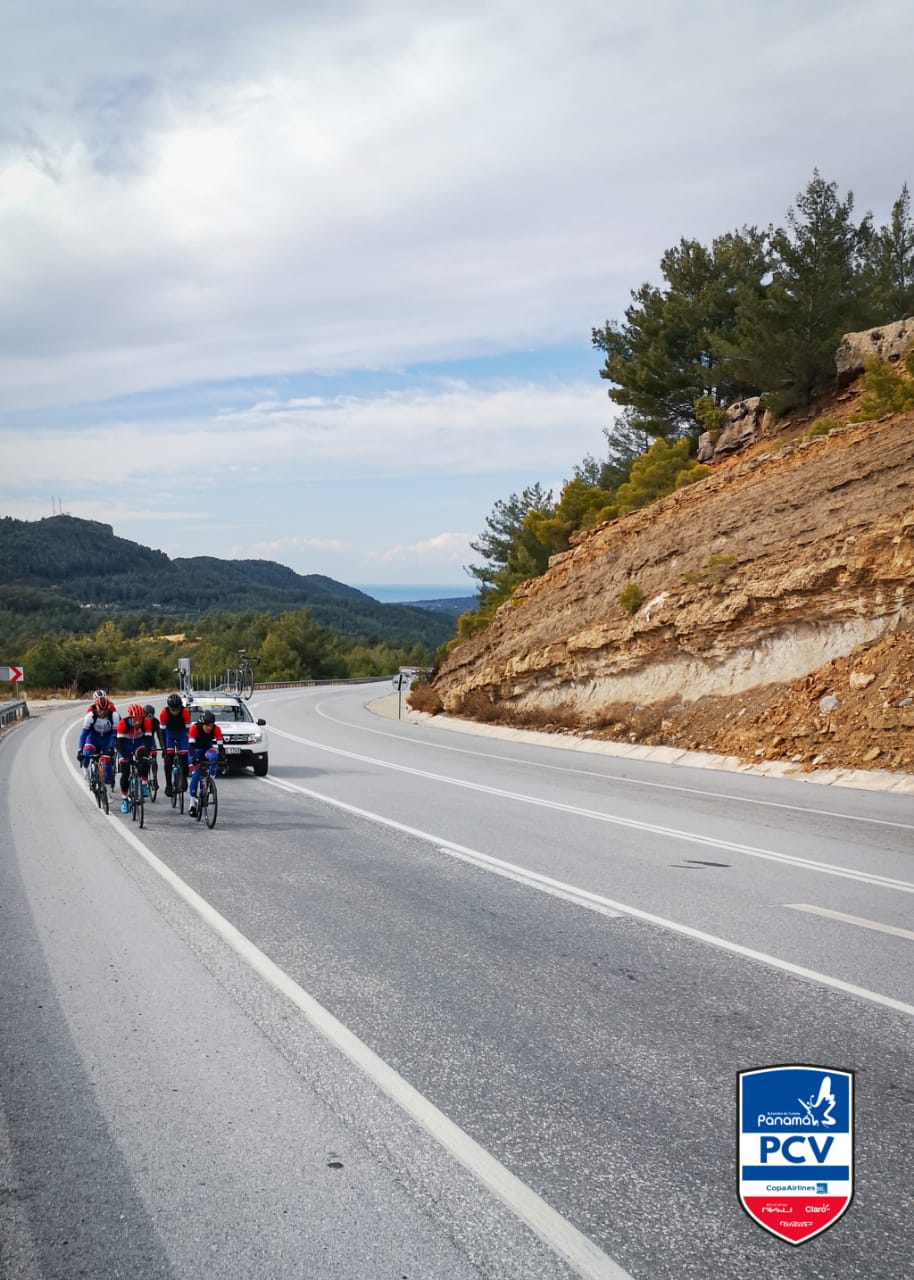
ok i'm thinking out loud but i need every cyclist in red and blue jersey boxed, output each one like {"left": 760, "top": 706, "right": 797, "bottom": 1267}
{"left": 78, "top": 689, "right": 118, "bottom": 787}
{"left": 159, "top": 693, "right": 191, "bottom": 796}
{"left": 115, "top": 703, "right": 154, "bottom": 814}
{"left": 188, "top": 711, "right": 223, "bottom": 818}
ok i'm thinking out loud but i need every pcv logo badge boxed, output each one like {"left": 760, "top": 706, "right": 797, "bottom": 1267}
{"left": 738, "top": 1064, "right": 854, "bottom": 1244}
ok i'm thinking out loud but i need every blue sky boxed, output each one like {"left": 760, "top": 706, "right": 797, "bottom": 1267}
{"left": 3, "top": 0, "right": 914, "bottom": 588}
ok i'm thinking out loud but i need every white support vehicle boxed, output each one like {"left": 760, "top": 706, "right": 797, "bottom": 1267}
{"left": 185, "top": 694, "right": 269, "bottom": 776}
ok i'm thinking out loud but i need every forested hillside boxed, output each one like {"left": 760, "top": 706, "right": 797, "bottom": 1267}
{"left": 0, "top": 514, "right": 453, "bottom": 649}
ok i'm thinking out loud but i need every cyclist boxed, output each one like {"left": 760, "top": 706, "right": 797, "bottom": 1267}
{"left": 77, "top": 689, "right": 118, "bottom": 788}
{"left": 115, "top": 703, "right": 154, "bottom": 814}
{"left": 159, "top": 692, "right": 191, "bottom": 796}
{"left": 143, "top": 703, "right": 161, "bottom": 791}
{"left": 188, "top": 710, "right": 223, "bottom": 818}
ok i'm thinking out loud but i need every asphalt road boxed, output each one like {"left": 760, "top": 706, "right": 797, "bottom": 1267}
{"left": 1, "top": 686, "right": 912, "bottom": 1279}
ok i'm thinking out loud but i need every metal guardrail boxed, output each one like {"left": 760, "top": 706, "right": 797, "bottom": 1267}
{"left": 0, "top": 699, "right": 30, "bottom": 729}
{"left": 253, "top": 677, "right": 389, "bottom": 690}
{"left": 186, "top": 675, "right": 391, "bottom": 695}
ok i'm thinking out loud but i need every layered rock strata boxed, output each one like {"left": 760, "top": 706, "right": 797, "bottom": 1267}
{"left": 434, "top": 413, "right": 914, "bottom": 723}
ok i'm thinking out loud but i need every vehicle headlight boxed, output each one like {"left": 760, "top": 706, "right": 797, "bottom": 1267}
{"left": 248, "top": 731, "right": 262, "bottom": 744}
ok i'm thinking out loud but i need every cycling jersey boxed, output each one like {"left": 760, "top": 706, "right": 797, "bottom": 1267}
{"left": 160, "top": 706, "right": 191, "bottom": 734}
{"left": 188, "top": 721, "right": 224, "bottom": 752}
{"left": 116, "top": 716, "right": 154, "bottom": 755}
{"left": 78, "top": 701, "right": 117, "bottom": 739}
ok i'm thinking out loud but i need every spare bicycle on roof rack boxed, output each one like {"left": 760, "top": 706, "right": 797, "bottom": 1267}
{"left": 224, "top": 650, "right": 256, "bottom": 700}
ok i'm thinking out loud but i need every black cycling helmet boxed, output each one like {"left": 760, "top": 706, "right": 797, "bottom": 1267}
{"left": 201, "top": 710, "right": 216, "bottom": 725}
{"left": 144, "top": 704, "right": 155, "bottom": 718}
{"left": 166, "top": 692, "right": 182, "bottom": 710}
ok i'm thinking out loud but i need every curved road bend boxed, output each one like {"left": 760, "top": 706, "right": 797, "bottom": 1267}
{"left": 1, "top": 687, "right": 912, "bottom": 1280}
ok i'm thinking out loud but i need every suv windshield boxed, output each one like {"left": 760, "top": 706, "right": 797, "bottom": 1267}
{"left": 189, "top": 701, "right": 253, "bottom": 724}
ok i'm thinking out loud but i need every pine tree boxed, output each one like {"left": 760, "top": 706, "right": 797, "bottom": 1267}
{"left": 861, "top": 183, "right": 914, "bottom": 323}
{"left": 719, "top": 172, "right": 871, "bottom": 412}
{"left": 466, "top": 484, "right": 554, "bottom": 594}
{"left": 592, "top": 230, "right": 768, "bottom": 439}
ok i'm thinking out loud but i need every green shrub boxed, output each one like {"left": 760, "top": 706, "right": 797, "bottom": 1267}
{"left": 615, "top": 439, "right": 707, "bottom": 516}
{"left": 707, "top": 553, "right": 737, "bottom": 577}
{"left": 617, "top": 581, "right": 644, "bottom": 614}
{"left": 674, "top": 463, "right": 712, "bottom": 488}
{"left": 805, "top": 417, "right": 842, "bottom": 439}
{"left": 683, "top": 552, "right": 737, "bottom": 586}
{"left": 851, "top": 355, "right": 914, "bottom": 422}
{"left": 694, "top": 395, "right": 727, "bottom": 434}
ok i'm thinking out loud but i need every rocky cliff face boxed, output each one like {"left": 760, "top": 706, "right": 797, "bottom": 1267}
{"left": 431, "top": 369, "right": 914, "bottom": 774}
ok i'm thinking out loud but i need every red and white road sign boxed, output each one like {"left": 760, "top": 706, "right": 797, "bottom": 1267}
{"left": 0, "top": 665, "right": 24, "bottom": 683}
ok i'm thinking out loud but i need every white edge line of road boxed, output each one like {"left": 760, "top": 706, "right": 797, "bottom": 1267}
{"left": 260, "top": 772, "right": 914, "bottom": 1021}
{"left": 58, "top": 728, "right": 633, "bottom": 1280}
{"left": 332, "top": 696, "right": 914, "bottom": 830}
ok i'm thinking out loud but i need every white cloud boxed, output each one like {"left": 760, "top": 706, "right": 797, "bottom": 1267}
{"left": 4, "top": 1, "right": 914, "bottom": 585}
{"left": 2, "top": 1, "right": 913, "bottom": 410}
{"left": 232, "top": 535, "right": 351, "bottom": 556}
{"left": 365, "top": 531, "right": 473, "bottom": 565}
{"left": 0, "top": 381, "right": 609, "bottom": 491}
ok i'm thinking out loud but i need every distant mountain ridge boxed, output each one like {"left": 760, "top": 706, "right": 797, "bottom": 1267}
{"left": 0, "top": 514, "right": 455, "bottom": 647}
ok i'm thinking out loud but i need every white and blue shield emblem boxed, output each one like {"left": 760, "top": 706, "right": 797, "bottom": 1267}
{"left": 738, "top": 1064, "right": 854, "bottom": 1244}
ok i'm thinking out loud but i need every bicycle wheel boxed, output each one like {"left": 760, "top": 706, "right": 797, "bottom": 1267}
{"left": 131, "top": 773, "right": 144, "bottom": 827}
{"left": 148, "top": 757, "right": 159, "bottom": 802}
{"left": 100, "top": 778, "right": 109, "bottom": 815}
{"left": 241, "top": 667, "right": 254, "bottom": 700}
{"left": 89, "top": 762, "right": 101, "bottom": 808}
{"left": 203, "top": 776, "right": 218, "bottom": 828}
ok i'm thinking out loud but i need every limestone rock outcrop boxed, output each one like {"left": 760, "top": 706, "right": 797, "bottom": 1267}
{"left": 835, "top": 317, "right": 914, "bottom": 387}
{"left": 697, "top": 397, "right": 766, "bottom": 463}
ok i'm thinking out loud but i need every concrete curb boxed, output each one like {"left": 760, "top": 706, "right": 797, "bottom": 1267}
{"left": 365, "top": 694, "right": 914, "bottom": 796}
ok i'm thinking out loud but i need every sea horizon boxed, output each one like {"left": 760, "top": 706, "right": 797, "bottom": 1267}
{"left": 352, "top": 583, "right": 477, "bottom": 603}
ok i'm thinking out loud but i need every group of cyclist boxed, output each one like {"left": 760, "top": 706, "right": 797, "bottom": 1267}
{"left": 78, "top": 689, "right": 223, "bottom": 818}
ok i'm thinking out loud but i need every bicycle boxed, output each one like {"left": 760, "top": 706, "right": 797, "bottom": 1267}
{"left": 126, "top": 757, "right": 146, "bottom": 828}
{"left": 169, "top": 750, "right": 188, "bottom": 815}
{"left": 147, "top": 751, "right": 160, "bottom": 803}
{"left": 236, "top": 650, "right": 256, "bottom": 701}
{"left": 86, "top": 750, "right": 110, "bottom": 815}
{"left": 191, "top": 756, "right": 218, "bottom": 829}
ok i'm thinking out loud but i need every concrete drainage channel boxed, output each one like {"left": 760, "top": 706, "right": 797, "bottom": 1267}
{"left": 366, "top": 695, "right": 914, "bottom": 796}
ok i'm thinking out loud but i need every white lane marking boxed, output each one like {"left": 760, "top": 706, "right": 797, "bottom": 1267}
{"left": 305, "top": 690, "right": 914, "bottom": 833}
{"left": 786, "top": 904, "right": 914, "bottom": 942}
{"left": 438, "top": 848, "right": 623, "bottom": 918}
{"left": 270, "top": 727, "right": 914, "bottom": 895}
{"left": 258, "top": 772, "right": 914, "bottom": 1020}
{"left": 58, "top": 727, "right": 632, "bottom": 1280}
{"left": 267, "top": 778, "right": 623, "bottom": 919}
